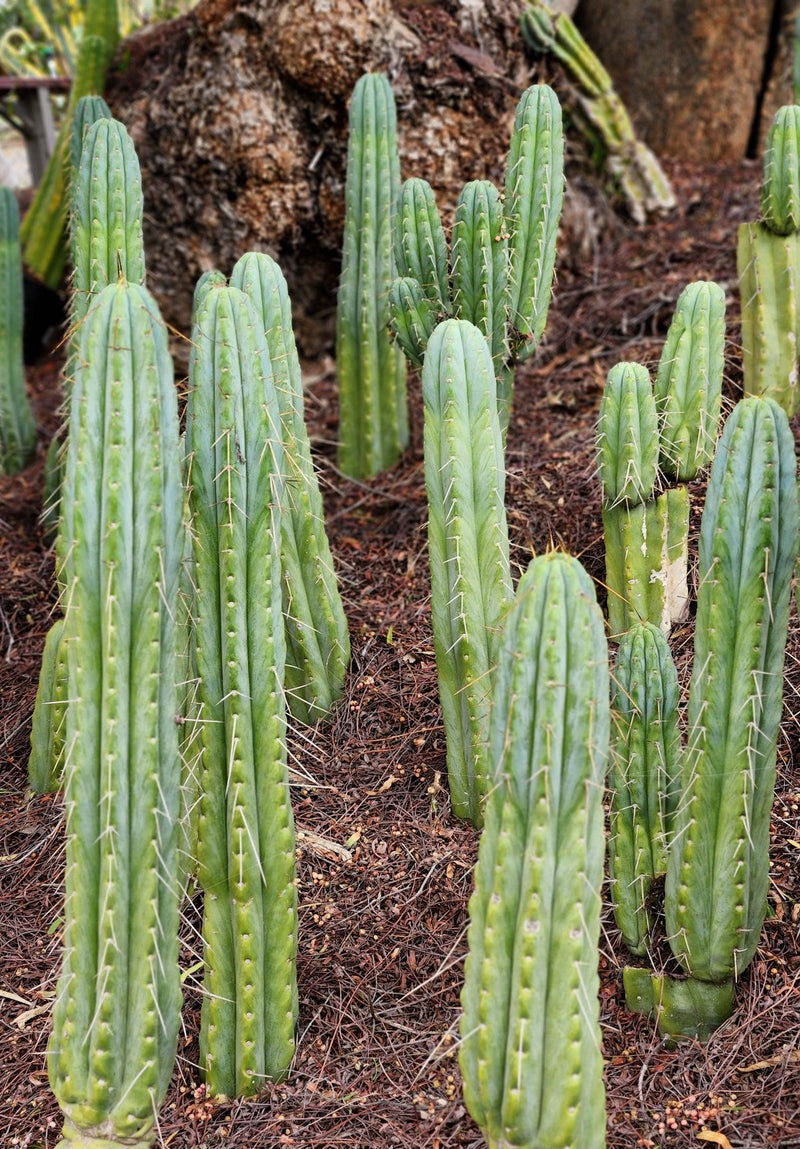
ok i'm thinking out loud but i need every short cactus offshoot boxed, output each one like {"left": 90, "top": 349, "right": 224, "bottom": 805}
{"left": 460, "top": 552, "right": 609, "bottom": 1148}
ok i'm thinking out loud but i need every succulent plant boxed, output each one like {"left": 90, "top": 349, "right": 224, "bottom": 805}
{"left": 49, "top": 280, "right": 183, "bottom": 1148}
{"left": 460, "top": 552, "right": 609, "bottom": 1148}
{"left": 336, "top": 72, "right": 407, "bottom": 479}
{"left": 422, "top": 319, "right": 511, "bottom": 826}
{"left": 69, "top": 94, "right": 111, "bottom": 178}
{"left": 0, "top": 187, "right": 35, "bottom": 474}
{"left": 28, "top": 617, "right": 68, "bottom": 794}
{"left": 395, "top": 176, "right": 450, "bottom": 313}
{"left": 451, "top": 180, "right": 509, "bottom": 372}
{"left": 187, "top": 284, "right": 297, "bottom": 1096}
{"left": 231, "top": 251, "right": 350, "bottom": 724}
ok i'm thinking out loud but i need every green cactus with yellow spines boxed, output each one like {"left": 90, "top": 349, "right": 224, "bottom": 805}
{"left": 460, "top": 552, "right": 609, "bottom": 1148}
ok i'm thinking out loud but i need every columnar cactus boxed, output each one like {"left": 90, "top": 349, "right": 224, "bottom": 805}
{"left": 608, "top": 622, "right": 680, "bottom": 955}
{"left": 422, "top": 319, "right": 512, "bottom": 827}
{"left": 520, "top": 2, "right": 675, "bottom": 224}
{"left": 231, "top": 251, "right": 350, "bottom": 724}
{"left": 28, "top": 617, "right": 68, "bottom": 794}
{"left": 336, "top": 72, "right": 407, "bottom": 479}
{"left": 69, "top": 94, "right": 111, "bottom": 178}
{"left": 460, "top": 552, "right": 609, "bottom": 1148}
{"left": 395, "top": 177, "right": 450, "bottom": 313}
{"left": 49, "top": 281, "right": 183, "bottom": 1148}
{"left": 450, "top": 180, "right": 509, "bottom": 371}
{"left": 0, "top": 187, "right": 35, "bottom": 473}
{"left": 739, "top": 105, "right": 800, "bottom": 416}
{"left": 187, "top": 285, "right": 297, "bottom": 1096}
{"left": 622, "top": 397, "right": 799, "bottom": 1040}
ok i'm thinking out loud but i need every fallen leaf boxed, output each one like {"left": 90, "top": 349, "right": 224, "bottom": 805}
{"left": 697, "top": 1133, "right": 733, "bottom": 1148}
{"left": 739, "top": 1049, "right": 800, "bottom": 1073}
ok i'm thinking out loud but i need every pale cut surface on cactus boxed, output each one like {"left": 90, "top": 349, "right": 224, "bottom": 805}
{"left": 336, "top": 72, "right": 407, "bottom": 479}
{"left": 28, "top": 617, "right": 68, "bottom": 794}
{"left": 609, "top": 622, "right": 681, "bottom": 955}
{"left": 188, "top": 285, "right": 297, "bottom": 1097}
{"left": 655, "top": 280, "right": 725, "bottom": 481}
{"left": 232, "top": 251, "right": 350, "bottom": 724}
{"left": 395, "top": 177, "right": 450, "bottom": 313}
{"left": 761, "top": 105, "right": 800, "bottom": 237}
{"left": 664, "top": 398, "right": 798, "bottom": 1024}
{"left": 50, "top": 281, "right": 183, "bottom": 1148}
{"left": 737, "top": 221, "right": 800, "bottom": 418}
{"left": 461, "top": 552, "right": 609, "bottom": 1149}
{"left": 422, "top": 319, "right": 511, "bottom": 827}
{"left": 0, "top": 187, "right": 35, "bottom": 474}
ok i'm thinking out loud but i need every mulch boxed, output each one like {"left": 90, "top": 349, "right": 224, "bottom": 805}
{"left": 1, "top": 157, "right": 799, "bottom": 1148}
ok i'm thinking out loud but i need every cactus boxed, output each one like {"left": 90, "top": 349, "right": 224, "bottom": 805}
{"left": 654, "top": 280, "right": 725, "bottom": 482}
{"left": 395, "top": 177, "right": 450, "bottom": 313}
{"left": 622, "top": 398, "right": 799, "bottom": 1041}
{"left": 451, "top": 180, "right": 509, "bottom": 375}
{"left": 28, "top": 617, "right": 68, "bottom": 793}
{"left": 520, "top": 2, "right": 675, "bottom": 225}
{"left": 193, "top": 267, "right": 226, "bottom": 310}
{"left": 69, "top": 94, "right": 111, "bottom": 178}
{"left": 388, "top": 276, "right": 437, "bottom": 371}
{"left": 422, "top": 319, "right": 512, "bottom": 827}
{"left": 608, "top": 622, "right": 680, "bottom": 955}
{"left": 231, "top": 251, "right": 350, "bottom": 724}
{"left": 460, "top": 552, "right": 609, "bottom": 1149}
{"left": 0, "top": 188, "right": 35, "bottom": 473}
{"left": 187, "top": 285, "right": 297, "bottom": 1096}
{"left": 49, "top": 281, "right": 182, "bottom": 1148}
{"left": 336, "top": 72, "right": 407, "bottom": 479}
{"left": 739, "top": 105, "right": 800, "bottom": 417}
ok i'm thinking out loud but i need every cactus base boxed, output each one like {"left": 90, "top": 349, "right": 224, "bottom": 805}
{"left": 623, "top": 967, "right": 735, "bottom": 1042}
{"left": 57, "top": 1116, "right": 154, "bottom": 1148}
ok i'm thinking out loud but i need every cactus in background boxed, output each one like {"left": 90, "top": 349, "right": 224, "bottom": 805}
{"left": 21, "top": 0, "right": 117, "bottom": 288}
{"left": 395, "top": 177, "right": 450, "bottom": 313}
{"left": 187, "top": 285, "right": 297, "bottom": 1096}
{"left": 422, "top": 320, "right": 511, "bottom": 827}
{"left": 49, "top": 281, "right": 182, "bottom": 1148}
{"left": 451, "top": 180, "right": 509, "bottom": 373}
{"left": 69, "top": 94, "right": 111, "bottom": 177}
{"left": 654, "top": 280, "right": 725, "bottom": 482}
{"left": 520, "top": 2, "right": 675, "bottom": 225}
{"left": 336, "top": 72, "right": 407, "bottom": 479}
{"left": 622, "top": 398, "right": 798, "bottom": 1040}
{"left": 28, "top": 617, "right": 68, "bottom": 794}
{"left": 739, "top": 105, "right": 800, "bottom": 416}
{"left": 231, "top": 251, "right": 350, "bottom": 724}
{"left": 460, "top": 552, "right": 609, "bottom": 1148}
{"left": 609, "top": 622, "right": 680, "bottom": 955}
{"left": 0, "top": 188, "right": 35, "bottom": 473}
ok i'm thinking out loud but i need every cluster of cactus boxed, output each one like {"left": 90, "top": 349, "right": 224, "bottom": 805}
{"left": 48, "top": 279, "right": 184, "bottom": 1149}
{"left": 20, "top": 0, "right": 118, "bottom": 288}
{"left": 391, "top": 83, "right": 564, "bottom": 432}
{"left": 520, "top": 2, "right": 675, "bottom": 224}
{"left": 336, "top": 71, "right": 407, "bottom": 479}
{"left": 738, "top": 104, "right": 800, "bottom": 416}
{"left": 460, "top": 552, "right": 609, "bottom": 1146}
{"left": 0, "top": 188, "right": 36, "bottom": 474}
{"left": 613, "top": 397, "right": 798, "bottom": 1040}
{"left": 597, "top": 280, "right": 725, "bottom": 635}
{"left": 422, "top": 319, "right": 512, "bottom": 827}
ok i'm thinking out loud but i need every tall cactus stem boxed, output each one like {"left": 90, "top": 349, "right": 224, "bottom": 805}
{"left": 451, "top": 180, "right": 509, "bottom": 388}
{"left": 738, "top": 221, "right": 800, "bottom": 417}
{"left": 395, "top": 177, "right": 450, "bottom": 313}
{"left": 762, "top": 106, "right": 800, "bottom": 237}
{"left": 0, "top": 187, "right": 35, "bottom": 473}
{"left": 336, "top": 72, "right": 407, "bottom": 478}
{"left": 460, "top": 552, "right": 609, "bottom": 1148}
{"left": 422, "top": 319, "right": 512, "bottom": 827}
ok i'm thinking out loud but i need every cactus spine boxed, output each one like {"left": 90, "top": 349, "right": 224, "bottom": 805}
{"left": 0, "top": 188, "right": 35, "bottom": 473}
{"left": 739, "top": 105, "right": 800, "bottom": 416}
{"left": 609, "top": 622, "right": 680, "bottom": 955}
{"left": 231, "top": 251, "right": 350, "bottom": 724}
{"left": 621, "top": 398, "right": 798, "bottom": 1040}
{"left": 49, "top": 281, "right": 182, "bottom": 1148}
{"left": 28, "top": 617, "right": 68, "bottom": 794}
{"left": 336, "top": 72, "right": 407, "bottom": 479}
{"left": 422, "top": 319, "right": 512, "bottom": 827}
{"left": 460, "top": 552, "right": 609, "bottom": 1149}
{"left": 520, "top": 2, "right": 675, "bottom": 224}
{"left": 187, "top": 285, "right": 297, "bottom": 1096}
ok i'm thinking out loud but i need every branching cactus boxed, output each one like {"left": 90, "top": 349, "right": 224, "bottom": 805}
{"left": 0, "top": 187, "right": 35, "bottom": 473}
{"left": 336, "top": 72, "right": 407, "bottom": 479}
{"left": 460, "top": 552, "right": 609, "bottom": 1149}
{"left": 49, "top": 280, "right": 183, "bottom": 1148}
{"left": 609, "top": 622, "right": 680, "bottom": 955}
{"left": 187, "top": 284, "right": 297, "bottom": 1096}
{"left": 520, "top": 2, "right": 675, "bottom": 224}
{"left": 739, "top": 105, "right": 800, "bottom": 416}
{"left": 231, "top": 251, "right": 350, "bottom": 724}
{"left": 422, "top": 319, "right": 511, "bottom": 827}
{"left": 28, "top": 617, "right": 68, "bottom": 794}
{"left": 622, "top": 397, "right": 799, "bottom": 1041}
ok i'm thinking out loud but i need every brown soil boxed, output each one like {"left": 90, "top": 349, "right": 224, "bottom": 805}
{"left": 2, "top": 158, "right": 799, "bottom": 1148}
